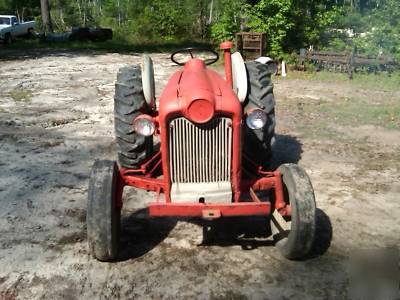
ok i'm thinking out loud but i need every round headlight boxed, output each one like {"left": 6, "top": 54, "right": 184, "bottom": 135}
{"left": 246, "top": 109, "right": 267, "bottom": 129}
{"left": 133, "top": 115, "right": 155, "bottom": 136}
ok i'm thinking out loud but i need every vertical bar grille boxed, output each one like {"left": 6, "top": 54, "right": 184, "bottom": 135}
{"left": 169, "top": 117, "right": 232, "bottom": 184}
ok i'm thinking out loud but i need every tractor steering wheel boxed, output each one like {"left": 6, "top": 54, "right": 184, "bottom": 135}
{"left": 171, "top": 47, "right": 219, "bottom": 66}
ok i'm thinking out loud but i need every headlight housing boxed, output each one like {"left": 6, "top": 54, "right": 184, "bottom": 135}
{"left": 246, "top": 109, "right": 267, "bottom": 129}
{"left": 133, "top": 115, "right": 155, "bottom": 136}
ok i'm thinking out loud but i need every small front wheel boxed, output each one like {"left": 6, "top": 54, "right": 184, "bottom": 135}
{"left": 87, "top": 160, "right": 121, "bottom": 261}
{"left": 271, "top": 163, "right": 316, "bottom": 260}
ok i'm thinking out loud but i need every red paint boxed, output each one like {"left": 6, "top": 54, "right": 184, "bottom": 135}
{"left": 119, "top": 151, "right": 162, "bottom": 177}
{"left": 122, "top": 175, "right": 165, "bottom": 193}
{"left": 148, "top": 202, "right": 270, "bottom": 217}
{"left": 115, "top": 43, "right": 290, "bottom": 219}
{"left": 220, "top": 41, "right": 233, "bottom": 88}
{"left": 158, "top": 55, "right": 242, "bottom": 203}
{"left": 273, "top": 171, "right": 286, "bottom": 210}
{"left": 118, "top": 150, "right": 289, "bottom": 218}
{"left": 187, "top": 99, "right": 214, "bottom": 123}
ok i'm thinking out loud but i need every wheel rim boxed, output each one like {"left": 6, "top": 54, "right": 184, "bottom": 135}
{"left": 270, "top": 182, "right": 292, "bottom": 242}
{"left": 271, "top": 164, "right": 317, "bottom": 259}
{"left": 87, "top": 160, "right": 121, "bottom": 261}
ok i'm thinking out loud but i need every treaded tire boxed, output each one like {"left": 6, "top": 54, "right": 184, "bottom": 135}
{"left": 27, "top": 28, "right": 34, "bottom": 39}
{"left": 243, "top": 61, "right": 276, "bottom": 166}
{"left": 114, "top": 66, "right": 153, "bottom": 169}
{"left": 87, "top": 160, "right": 120, "bottom": 261}
{"left": 4, "top": 33, "right": 12, "bottom": 45}
{"left": 274, "top": 163, "right": 316, "bottom": 260}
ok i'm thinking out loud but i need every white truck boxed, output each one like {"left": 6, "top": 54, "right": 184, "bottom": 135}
{"left": 0, "top": 15, "right": 36, "bottom": 44}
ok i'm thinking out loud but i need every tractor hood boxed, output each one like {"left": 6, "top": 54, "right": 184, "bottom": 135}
{"left": 158, "top": 58, "right": 242, "bottom": 124}
{"left": 177, "top": 59, "right": 216, "bottom": 123}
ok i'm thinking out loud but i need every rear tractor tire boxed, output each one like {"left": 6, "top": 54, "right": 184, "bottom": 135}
{"left": 243, "top": 61, "right": 276, "bottom": 167}
{"left": 271, "top": 163, "right": 316, "bottom": 260}
{"left": 114, "top": 66, "right": 153, "bottom": 169}
{"left": 87, "top": 160, "right": 121, "bottom": 261}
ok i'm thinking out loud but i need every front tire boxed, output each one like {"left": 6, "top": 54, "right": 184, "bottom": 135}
{"left": 87, "top": 160, "right": 121, "bottom": 261}
{"left": 272, "top": 163, "right": 316, "bottom": 260}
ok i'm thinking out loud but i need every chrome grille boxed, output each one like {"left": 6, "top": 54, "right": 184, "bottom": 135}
{"left": 169, "top": 117, "right": 232, "bottom": 184}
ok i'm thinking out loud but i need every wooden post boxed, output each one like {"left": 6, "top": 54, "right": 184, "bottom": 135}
{"left": 348, "top": 47, "right": 356, "bottom": 80}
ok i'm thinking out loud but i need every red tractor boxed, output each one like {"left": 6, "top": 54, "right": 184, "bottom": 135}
{"left": 87, "top": 42, "right": 316, "bottom": 261}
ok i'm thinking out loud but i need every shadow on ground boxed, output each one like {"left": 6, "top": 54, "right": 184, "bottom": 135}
{"left": 118, "top": 208, "right": 177, "bottom": 261}
{"left": 118, "top": 209, "right": 332, "bottom": 261}
{"left": 199, "top": 217, "right": 274, "bottom": 250}
{"left": 310, "top": 209, "right": 333, "bottom": 258}
{"left": 199, "top": 208, "right": 332, "bottom": 259}
{"left": 271, "top": 134, "right": 303, "bottom": 167}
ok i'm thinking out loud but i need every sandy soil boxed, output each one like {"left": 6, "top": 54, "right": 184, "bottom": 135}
{"left": 0, "top": 51, "right": 399, "bottom": 299}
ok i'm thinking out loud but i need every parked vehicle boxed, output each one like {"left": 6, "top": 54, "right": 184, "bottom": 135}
{"left": 87, "top": 42, "right": 318, "bottom": 262}
{"left": 69, "top": 27, "right": 113, "bottom": 42}
{"left": 39, "top": 27, "right": 113, "bottom": 43}
{"left": 0, "top": 15, "right": 36, "bottom": 44}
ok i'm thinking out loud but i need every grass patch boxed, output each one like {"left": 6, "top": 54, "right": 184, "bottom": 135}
{"left": 297, "top": 122, "right": 342, "bottom": 140}
{"left": 9, "top": 88, "right": 32, "bottom": 103}
{"left": 301, "top": 98, "right": 400, "bottom": 129}
{"left": 285, "top": 70, "right": 400, "bottom": 92}
{"left": 281, "top": 91, "right": 400, "bottom": 142}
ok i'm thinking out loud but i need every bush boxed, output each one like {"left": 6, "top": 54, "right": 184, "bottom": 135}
{"left": 210, "top": 0, "right": 244, "bottom": 43}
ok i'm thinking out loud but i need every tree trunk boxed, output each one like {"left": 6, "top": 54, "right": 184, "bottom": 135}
{"left": 40, "top": 0, "right": 53, "bottom": 32}
{"left": 117, "top": 0, "right": 121, "bottom": 27}
{"left": 208, "top": 0, "right": 214, "bottom": 24}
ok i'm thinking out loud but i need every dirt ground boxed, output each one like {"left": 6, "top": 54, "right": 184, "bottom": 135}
{"left": 0, "top": 51, "right": 399, "bottom": 299}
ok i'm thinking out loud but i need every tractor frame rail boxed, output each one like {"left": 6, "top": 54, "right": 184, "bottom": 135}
{"left": 117, "top": 151, "right": 289, "bottom": 219}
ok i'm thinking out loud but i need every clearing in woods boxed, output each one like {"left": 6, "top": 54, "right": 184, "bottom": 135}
{"left": 0, "top": 50, "right": 399, "bottom": 299}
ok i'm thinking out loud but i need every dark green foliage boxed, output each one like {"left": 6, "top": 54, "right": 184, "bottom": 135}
{"left": 0, "top": 0, "right": 40, "bottom": 20}
{"left": 210, "top": 0, "right": 244, "bottom": 42}
{"left": 0, "top": 0, "right": 398, "bottom": 60}
{"left": 319, "top": 0, "right": 400, "bottom": 60}
{"left": 47, "top": 0, "right": 211, "bottom": 42}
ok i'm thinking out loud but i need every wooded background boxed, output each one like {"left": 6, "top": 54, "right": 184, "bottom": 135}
{"left": 0, "top": 0, "right": 399, "bottom": 60}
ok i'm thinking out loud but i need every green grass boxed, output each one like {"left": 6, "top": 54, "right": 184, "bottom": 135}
{"left": 280, "top": 72, "right": 400, "bottom": 141}
{"left": 281, "top": 70, "right": 400, "bottom": 131}
{"left": 301, "top": 97, "right": 400, "bottom": 129}
{"left": 9, "top": 88, "right": 32, "bottom": 103}
{"left": 285, "top": 70, "right": 400, "bottom": 92}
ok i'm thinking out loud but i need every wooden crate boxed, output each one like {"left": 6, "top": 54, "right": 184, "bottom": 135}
{"left": 235, "top": 32, "right": 267, "bottom": 59}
